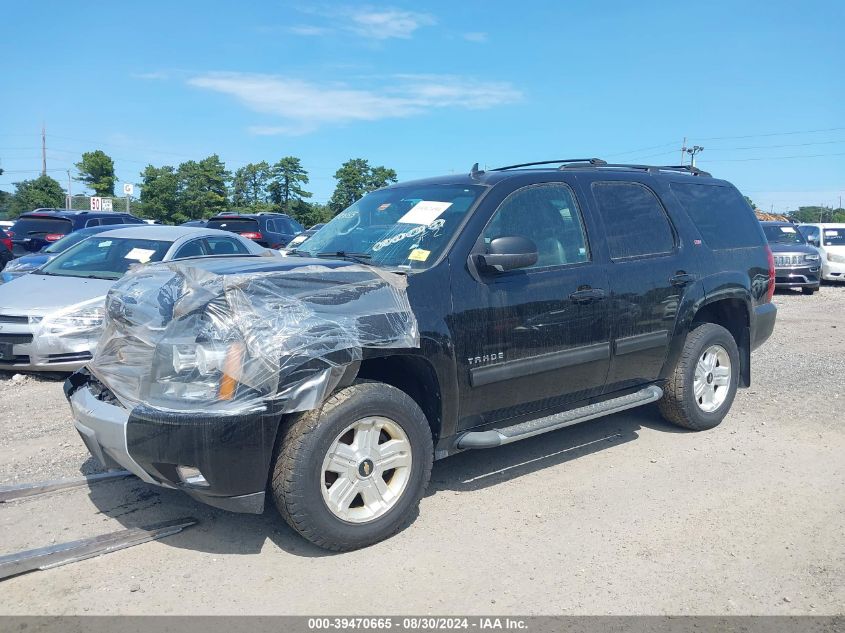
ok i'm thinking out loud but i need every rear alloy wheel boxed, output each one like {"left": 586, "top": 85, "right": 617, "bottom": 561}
{"left": 659, "top": 323, "right": 739, "bottom": 431}
{"left": 272, "top": 381, "right": 433, "bottom": 551}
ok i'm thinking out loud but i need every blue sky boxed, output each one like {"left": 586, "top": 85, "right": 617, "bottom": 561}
{"left": 1, "top": 0, "right": 843, "bottom": 211}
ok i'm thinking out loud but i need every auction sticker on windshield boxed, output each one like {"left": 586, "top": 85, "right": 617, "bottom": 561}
{"left": 781, "top": 226, "right": 797, "bottom": 233}
{"left": 398, "top": 201, "right": 452, "bottom": 225}
{"left": 408, "top": 248, "right": 430, "bottom": 262}
{"left": 125, "top": 248, "right": 156, "bottom": 263}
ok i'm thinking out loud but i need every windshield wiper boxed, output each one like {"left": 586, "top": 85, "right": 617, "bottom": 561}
{"left": 316, "top": 251, "right": 372, "bottom": 265}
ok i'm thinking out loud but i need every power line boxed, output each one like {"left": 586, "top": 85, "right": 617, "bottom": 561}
{"left": 698, "top": 126, "right": 845, "bottom": 141}
{"left": 703, "top": 151, "right": 845, "bottom": 163}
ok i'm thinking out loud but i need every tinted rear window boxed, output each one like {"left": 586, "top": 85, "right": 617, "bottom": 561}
{"left": 206, "top": 218, "right": 259, "bottom": 233}
{"left": 10, "top": 216, "right": 72, "bottom": 236}
{"left": 670, "top": 183, "right": 763, "bottom": 249}
{"left": 591, "top": 182, "right": 675, "bottom": 259}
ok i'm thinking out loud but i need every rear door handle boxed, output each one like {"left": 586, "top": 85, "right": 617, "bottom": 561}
{"left": 569, "top": 288, "right": 606, "bottom": 304}
{"left": 670, "top": 272, "right": 696, "bottom": 287}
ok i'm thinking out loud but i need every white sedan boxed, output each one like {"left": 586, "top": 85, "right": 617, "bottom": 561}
{"left": 0, "top": 225, "right": 269, "bottom": 372}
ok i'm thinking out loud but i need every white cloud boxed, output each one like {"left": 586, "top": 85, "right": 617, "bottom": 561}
{"left": 346, "top": 8, "right": 435, "bottom": 39}
{"left": 287, "top": 6, "right": 435, "bottom": 40}
{"left": 132, "top": 71, "right": 169, "bottom": 80}
{"left": 188, "top": 72, "right": 522, "bottom": 134}
{"left": 463, "top": 32, "right": 488, "bottom": 43}
{"left": 286, "top": 25, "right": 331, "bottom": 36}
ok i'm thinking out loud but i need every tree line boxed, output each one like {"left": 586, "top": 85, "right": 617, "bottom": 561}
{"left": 0, "top": 150, "right": 398, "bottom": 226}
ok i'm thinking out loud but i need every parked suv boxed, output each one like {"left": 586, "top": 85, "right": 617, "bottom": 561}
{"left": 66, "top": 159, "right": 776, "bottom": 551}
{"left": 796, "top": 223, "right": 845, "bottom": 282}
{"left": 760, "top": 221, "right": 821, "bottom": 294}
{"left": 7, "top": 209, "right": 146, "bottom": 256}
{"left": 206, "top": 212, "right": 303, "bottom": 249}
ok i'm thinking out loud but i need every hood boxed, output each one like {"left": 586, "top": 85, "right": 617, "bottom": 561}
{"left": 89, "top": 259, "right": 418, "bottom": 415}
{"left": 0, "top": 273, "right": 114, "bottom": 317}
{"left": 768, "top": 243, "right": 818, "bottom": 255}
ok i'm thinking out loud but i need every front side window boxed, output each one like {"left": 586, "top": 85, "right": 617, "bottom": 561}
{"left": 296, "top": 184, "right": 486, "bottom": 270}
{"left": 482, "top": 183, "right": 589, "bottom": 269}
{"left": 592, "top": 182, "right": 675, "bottom": 260}
{"left": 39, "top": 237, "right": 172, "bottom": 280}
{"left": 174, "top": 239, "right": 206, "bottom": 259}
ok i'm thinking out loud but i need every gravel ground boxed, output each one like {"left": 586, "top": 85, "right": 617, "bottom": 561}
{"left": 0, "top": 285, "right": 843, "bottom": 615}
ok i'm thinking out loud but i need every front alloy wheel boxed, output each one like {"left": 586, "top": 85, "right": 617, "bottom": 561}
{"left": 321, "top": 417, "right": 413, "bottom": 523}
{"left": 272, "top": 381, "right": 433, "bottom": 551}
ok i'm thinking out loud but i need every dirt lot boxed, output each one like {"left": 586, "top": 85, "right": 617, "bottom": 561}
{"left": 0, "top": 286, "right": 843, "bottom": 615}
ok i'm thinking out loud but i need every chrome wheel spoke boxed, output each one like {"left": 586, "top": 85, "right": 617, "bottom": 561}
{"left": 326, "top": 475, "right": 359, "bottom": 518}
{"left": 326, "top": 443, "right": 359, "bottom": 473}
{"left": 360, "top": 476, "right": 390, "bottom": 511}
{"left": 354, "top": 421, "right": 382, "bottom": 453}
{"left": 374, "top": 438, "right": 412, "bottom": 470}
{"left": 711, "top": 366, "right": 730, "bottom": 387}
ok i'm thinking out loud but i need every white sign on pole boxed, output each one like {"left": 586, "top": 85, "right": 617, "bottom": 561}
{"left": 123, "top": 183, "right": 134, "bottom": 196}
{"left": 90, "top": 197, "right": 102, "bottom": 211}
{"left": 101, "top": 198, "right": 113, "bottom": 211}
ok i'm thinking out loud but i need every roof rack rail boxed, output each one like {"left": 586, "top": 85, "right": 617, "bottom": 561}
{"left": 561, "top": 162, "right": 712, "bottom": 177}
{"left": 491, "top": 158, "right": 607, "bottom": 171}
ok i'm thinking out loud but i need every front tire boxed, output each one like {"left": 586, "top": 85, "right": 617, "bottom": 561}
{"left": 271, "top": 381, "right": 433, "bottom": 551}
{"left": 658, "top": 323, "right": 739, "bottom": 431}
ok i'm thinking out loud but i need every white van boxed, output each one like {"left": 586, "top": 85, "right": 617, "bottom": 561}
{"left": 797, "top": 223, "right": 845, "bottom": 282}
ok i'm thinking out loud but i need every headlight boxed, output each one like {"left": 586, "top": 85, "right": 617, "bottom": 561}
{"left": 827, "top": 253, "right": 845, "bottom": 264}
{"left": 3, "top": 259, "right": 37, "bottom": 273}
{"left": 804, "top": 253, "right": 820, "bottom": 262}
{"left": 153, "top": 341, "right": 246, "bottom": 403}
{"left": 46, "top": 306, "right": 105, "bottom": 332}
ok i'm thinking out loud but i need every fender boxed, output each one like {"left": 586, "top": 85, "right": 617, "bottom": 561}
{"left": 660, "top": 271, "right": 754, "bottom": 387}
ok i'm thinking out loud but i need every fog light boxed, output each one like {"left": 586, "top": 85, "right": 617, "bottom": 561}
{"left": 176, "top": 465, "right": 208, "bottom": 487}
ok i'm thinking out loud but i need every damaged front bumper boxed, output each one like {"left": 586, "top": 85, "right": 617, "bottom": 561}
{"left": 65, "top": 370, "right": 280, "bottom": 514}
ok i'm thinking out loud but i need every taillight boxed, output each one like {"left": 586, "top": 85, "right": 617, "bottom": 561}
{"left": 239, "top": 231, "right": 263, "bottom": 240}
{"left": 5, "top": 230, "right": 14, "bottom": 238}
{"left": 765, "top": 244, "right": 775, "bottom": 303}
{"left": 1, "top": 238, "right": 11, "bottom": 251}
{"left": 45, "top": 233, "right": 65, "bottom": 242}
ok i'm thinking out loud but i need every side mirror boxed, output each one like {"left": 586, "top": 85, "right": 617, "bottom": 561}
{"left": 807, "top": 237, "right": 820, "bottom": 246}
{"left": 476, "top": 235, "right": 538, "bottom": 273}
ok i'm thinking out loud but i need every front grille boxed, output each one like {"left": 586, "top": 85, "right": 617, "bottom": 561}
{"left": 0, "top": 333, "right": 33, "bottom": 344}
{"left": 0, "top": 314, "right": 28, "bottom": 324}
{"left": 773, "top": 254, "right": 805, "bottom": 267}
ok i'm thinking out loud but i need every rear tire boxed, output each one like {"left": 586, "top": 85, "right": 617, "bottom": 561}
{"left": 658, "top": 323, "right": 739, "bottom": 431}
{"left": 271, "top": 381, "right": 433, "bottom": 551}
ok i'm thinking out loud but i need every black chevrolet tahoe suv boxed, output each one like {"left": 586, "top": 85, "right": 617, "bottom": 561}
{"left": 66, "top": 159, "right": 777, "bottom": 551}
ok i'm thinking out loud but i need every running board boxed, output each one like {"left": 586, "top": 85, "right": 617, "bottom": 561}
{"left": 457, "top": 385, "right": 663, "bottom": 450}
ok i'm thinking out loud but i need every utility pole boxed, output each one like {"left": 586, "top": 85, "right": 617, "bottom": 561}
{"left": 41, "top": 123, "right": 47, "bottom": 176}
{"left": 680, "top": 137, "right": 687, "bottom": 166}
{"left": 685, "top": 145, "right": 704, "bottom": 167}
{"left": 66, "top": 169, "right": 72, "bottom": 209}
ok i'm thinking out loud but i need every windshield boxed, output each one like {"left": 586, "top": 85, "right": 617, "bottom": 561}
{"left": 823, "top": 228, "right": 845, "bottom": 246}
{"left": 762, "top": 224, "right": 806, "bottom": 245}
{"left": 39, "top": 236, "right": 172, "bottom": 280}
{"left": 297, "top": 184, "right": 486, "bottom": 269}
{"left": 9, "top": 216, "right": 72, "bottom": 238}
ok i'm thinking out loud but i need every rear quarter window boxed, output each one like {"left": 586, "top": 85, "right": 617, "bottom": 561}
{"left": 670, "top": 182, "right": 764, "bottom": 249}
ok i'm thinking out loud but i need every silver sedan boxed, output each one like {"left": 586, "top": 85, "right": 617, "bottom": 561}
{"left": 0, "top": 225, "right": 269, "bottom": 372}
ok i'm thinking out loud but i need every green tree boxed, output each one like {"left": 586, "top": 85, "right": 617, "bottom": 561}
{"left": 328, "top": 158, "right": 397, "bottom": 214}
{"left": 176, "top": 154, "right": 230, "bottom": 221}
{"left": 139, "top": 165, "right": 180, "bottom": 223}
{"left": 231, "top": 161, "right": 270, "bottom": 208}
{"left": 743, "top": 196, "right": 756, "bottom": 210}
{"left": 268, "top": 157, "right": 312, "bottom": 212}
{"left": 288, "top": 200, "right": 332, "bottom": 228}
{"left": 8, "top": 175, "right": 65, "bottom": 217}
{"left": 788, "top": 206, "right": 845, "bottom": 224}
{"left": 75, "top": 150, "right": 116, "bottom": 196}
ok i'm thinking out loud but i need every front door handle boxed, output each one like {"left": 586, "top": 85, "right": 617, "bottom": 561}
{"left": 670, "top": 272, "right": 696, "bottom": 287}
{"left": 569, "top": 288, "right": 606, "bottom": 304}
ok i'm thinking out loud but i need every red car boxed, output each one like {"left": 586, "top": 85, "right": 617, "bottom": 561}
{"left": 0, "top": 229, "right": 13, "bottom": 270}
